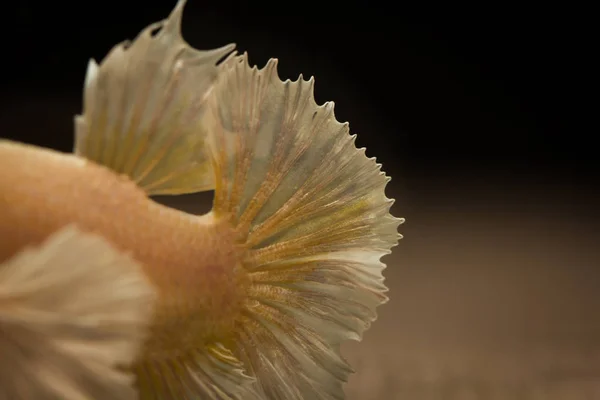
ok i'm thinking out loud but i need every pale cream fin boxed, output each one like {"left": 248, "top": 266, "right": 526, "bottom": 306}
{"left": 206, "top": 55, "right": 404, "bottom": 399}
{"left": 0, "top": 225, "right": 156, "bottom": 400}
{"left": 74, "top": 0, "right": 236, "bottom": 195}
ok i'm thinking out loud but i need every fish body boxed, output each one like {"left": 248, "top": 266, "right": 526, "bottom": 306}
{"left": 0, "top": 1, "right": 403, "bottom": 399}
{"left": 0, "top": 141, "right": 243, "bottom": 341}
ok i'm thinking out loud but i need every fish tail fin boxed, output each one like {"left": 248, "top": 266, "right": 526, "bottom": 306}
{"left": 74, "top": 0, "right": 236, "bottom": 196}
{"left": 0, "top": 226, "right": 156, "bottom": 399}
{"left": 204, "top": 54, "right": 404, "bottom": 399}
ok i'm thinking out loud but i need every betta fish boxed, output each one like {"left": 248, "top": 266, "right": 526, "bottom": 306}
{"left": 0, "top": 1, "right": 403, "bottom": 399}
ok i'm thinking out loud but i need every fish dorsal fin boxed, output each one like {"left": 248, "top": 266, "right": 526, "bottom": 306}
{"left": 74, "top": 0, "right": 235, "bottom": 195}
{"left": 0, "top": 225, "right": 156, "bottom": 399}
{"left": 205, "top": 54, "right": 403, "bottom": 399}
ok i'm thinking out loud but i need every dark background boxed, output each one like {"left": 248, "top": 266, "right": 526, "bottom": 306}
{"left": 1, "top": 1, "right": 598, "bottom": 398}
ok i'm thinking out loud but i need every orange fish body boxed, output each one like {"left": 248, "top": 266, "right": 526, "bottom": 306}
{"left": 0, "top": 142, "right": 243, "bottom": 341}
{"left": 0, "top": 1, "right": 403, "bottom": 399}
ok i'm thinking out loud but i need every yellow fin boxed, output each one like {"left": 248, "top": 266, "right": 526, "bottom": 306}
{"left": 205, "top": 54, "right": 404, "bottom": 399}
{"left": 74, "top": 0, "right": 236, "bottom": 195}
{"left": 0, "top": 225, "right": 156, "bottom": 399}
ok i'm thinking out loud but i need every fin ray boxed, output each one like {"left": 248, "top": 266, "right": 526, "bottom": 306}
{"left": 135, "top": 341, "right": 258, "bottom": 399}
{"left": 206, "top": 54, "right": 403, "bottom": 399}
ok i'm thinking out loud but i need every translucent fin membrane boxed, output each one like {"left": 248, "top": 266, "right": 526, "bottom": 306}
{"left": 74, "top": 0, "right": 235, "bottom": 195}
{"left": 135, "top": 341, "right": 257, "bottom": 399}
{"left": 206, "top": 54, "right": 404, "bottom": 399}
{"left": 0, "top": 225, "right": 156, "bottom": 400}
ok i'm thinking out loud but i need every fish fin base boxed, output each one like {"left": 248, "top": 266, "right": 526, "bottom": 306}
{"left": 0, "top": 225, "right": 156, "bottom": 400}
{"left": 135, "top": 341, "right": 259, "bottom": 399}
{"left": 74, "top": 0, "right": 236, "bottom": 196}
{"left": 205, "top": 54, "right": 404, "bottom": 399}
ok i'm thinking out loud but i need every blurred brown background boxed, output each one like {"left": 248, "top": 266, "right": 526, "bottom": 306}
{"left": 1, "top": 1, "right": 596, "bottom": 398}
{"left": 157, "top": 178, "right": 600, "bottom": 399}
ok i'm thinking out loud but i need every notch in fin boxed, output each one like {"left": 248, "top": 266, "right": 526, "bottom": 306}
{"left": 205, "top": 54, "right": 404, "bottom": 399}
{"left": 74, "top": 0, "right": 236, "bottom": 195}
{"left": 0, "top": 225, "right": 156, "bottom": 400}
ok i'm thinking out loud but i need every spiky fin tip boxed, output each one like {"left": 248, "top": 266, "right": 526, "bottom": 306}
{"left": 74, "top": 0, "right": 236, "bottom": 196}
{"left": 203, "top": 53, "right": 404, "bottom": 399}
